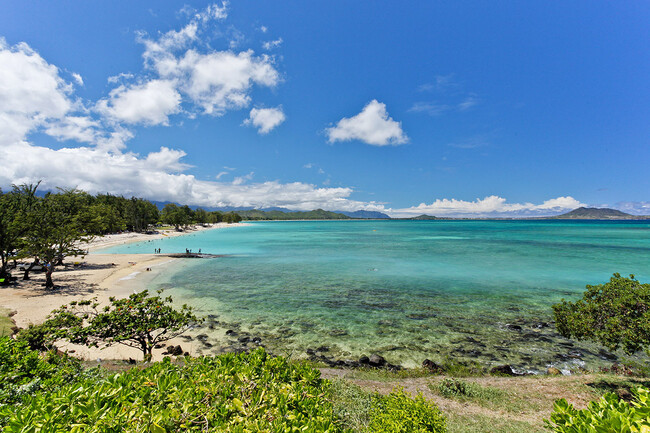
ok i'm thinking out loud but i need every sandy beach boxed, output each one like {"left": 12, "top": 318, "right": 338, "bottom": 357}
{"left": 0, "top": 223, "right": 241, "bottom": 361}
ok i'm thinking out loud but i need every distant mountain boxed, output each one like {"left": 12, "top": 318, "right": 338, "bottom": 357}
{"left": 338, "top": 210, "right": 391, "bottom": 219}
{"left": 411, "top": 214, "right": 438, "bottom": 220}
{"left": 553, "top": 207, "right": 641, "bottom": 219}
{"left": 235, "top": 209, "right": 350, "bottom": 220}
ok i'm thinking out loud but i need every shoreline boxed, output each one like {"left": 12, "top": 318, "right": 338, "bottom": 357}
{"left": 0, "top": 223, "right": 244, "bottom": 361}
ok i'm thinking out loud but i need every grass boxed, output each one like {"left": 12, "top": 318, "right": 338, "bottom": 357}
{"left": 445, "top": 413, "right": 546, "bottom": 433}
{"left": 330, "top": 379, "right": 374, "bottom": 431}
{"left": 0, "top": 308, "right": 14, "bottom": 337}
{"left": 319, "top": 365, "right": 650, "bottom": 433}
{"left": 430, "top": 378, "right": 531, "bottom": 413}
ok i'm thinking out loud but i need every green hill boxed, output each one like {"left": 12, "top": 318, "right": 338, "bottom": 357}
{"left": 554, "top": 207, "right": 639, "bottom": 219}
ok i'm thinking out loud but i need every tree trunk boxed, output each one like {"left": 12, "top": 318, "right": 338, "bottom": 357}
{"left": 23, "top": 259, "right": 39, "bottom": 280}
{"left": 45, "top": 266, "right": 54, "bottom": 289}
{"left": 0, "top": 256, "right": 7, "bottom": 283}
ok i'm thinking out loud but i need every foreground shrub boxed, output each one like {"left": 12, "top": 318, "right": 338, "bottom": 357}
{"left": 546, "top": 386, "right": 650, "bottom": 432}
{"left": 0, "top": 336, "right": 92, "bottom": 406}
{"left": 1, "top": 347, "right": 345, "bottom": 432}
{"left": 368, "top": 389, "right": 447, "bottom": 433}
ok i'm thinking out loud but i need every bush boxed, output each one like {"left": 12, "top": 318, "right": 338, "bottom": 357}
{"left": 368, "top": 388, "right": 447, "bottom": 433}
{"left": 553, "top": 273, "right": 650, "bottom": 355}
{"left": 0, "top": 347, "right": 346, "bottom": 432}
{"left": 0, "top": 336, "right": 92, "bottom": 407}
{"left": 546, "top": 386, "right": 650, "bottom": 432}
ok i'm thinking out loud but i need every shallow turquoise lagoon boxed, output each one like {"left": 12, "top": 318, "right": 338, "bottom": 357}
{"left": 99, "top": 220, "right": 650, "bottom": 370}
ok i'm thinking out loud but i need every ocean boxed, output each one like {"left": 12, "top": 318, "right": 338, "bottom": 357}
{"left": 98, "top": 220, "right": 650, "bottom": 371}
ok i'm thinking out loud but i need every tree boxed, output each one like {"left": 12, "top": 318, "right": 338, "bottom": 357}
{"left": 39, "top": 290, "right": 199, "bottom": 361}
{"left": 194, "top": 208, "right": 208, "bottom": 225}
{"left": 21, "top": 191, "right": 92, "bottom": 288}
{"left": 162, "top": 203, "right": 191, "bottom": 230}
{"left": 553, "top": 273, "right": 650, "bottom": 355}
{"left": 0, "top": 183, "right": 40, "bottom": 283}
{"left": 125, "top": 197, "right": 159, "bottom": 232}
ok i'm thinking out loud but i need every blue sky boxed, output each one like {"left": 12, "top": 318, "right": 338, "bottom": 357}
{"left": 0, "top": 1, "right": 648, "bottom": 216}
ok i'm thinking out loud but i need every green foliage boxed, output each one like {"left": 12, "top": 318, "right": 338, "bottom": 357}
{"left": 39, "top": 290, "right": 199, "bottom": 361}
{"left": 546, "top": 386, "right": 650, "bottom": 432}
{"left": 0, "top": 348, "right": 346, "bottom": 432}
{"left": 0, "top": 182, "right": 40, "bottom": 280}
{"left": 21, "top": 189, "right": 94, "bottom": 287}
{"left": 553, "top": 273, "right": 650, "bottom": 355}
{"left": 0, "top": 337, "right": 94, "bottom": 407}
{"left": 368, "top": 388, "right": 447, "bottom": 433}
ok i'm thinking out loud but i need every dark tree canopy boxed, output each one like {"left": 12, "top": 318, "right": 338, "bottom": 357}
{"left": 553, "top": 273, "right": 650, "bottom": 355}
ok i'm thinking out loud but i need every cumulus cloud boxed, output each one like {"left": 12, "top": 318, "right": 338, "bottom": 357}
{"left": 96, "top": 79, "right": 181, "bottom": 125}
{"left": 327, "top": 100, "right": 408, "bottom": 146}
{"left": 0, "top": 39, "right": 74, "bottom": 144}
{"left": 0, "top": 140, "right": 391, "bottom": 211}
{"left": 44, "top": 116, "right": 99, "bottom": 143}
{"left": 135, "top": 3, "right": 280, "bottom": 118}
{"left": 244, "top": 106, "right": 285, "bottom": 134}
{"left": 0, "top": 13, "right": 389, "bottom": 213}
{"left": 389, "top": 196, "right": 585, "bottom": 218}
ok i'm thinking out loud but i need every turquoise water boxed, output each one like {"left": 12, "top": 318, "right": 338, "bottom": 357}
{"left": 100, "top": 220, "right": 650, "bottom": 371}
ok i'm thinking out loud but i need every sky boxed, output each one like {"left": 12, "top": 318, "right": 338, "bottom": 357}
{"left": 0, "top": 1, "right": 648, "bottom": 217}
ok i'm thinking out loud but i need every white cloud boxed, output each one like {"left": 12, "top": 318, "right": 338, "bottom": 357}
{"left": 97, "top": 79, "right": 181, "bottom": 125}
{"left": 390, "top": 196, "right": 585, "bottom": 218}
{"left": 107, "top": 72, "right": 134, "bottom": 84}
{"left": 232, "top": 171, "right": 254, "bottom": 185}
{"left": 262, "top": 38, "right": 283, "bottom": 50}
{"left": 0, "top": 39, "right": 74, "bottom": 144}
{"left": 327, "top": 100, "right": 408, "bottom": 146}
{"left": 260, "top": 26, "right": 268, "bottom": 33}
{"left": 135, "top": 3, "right": 279, "bottom": 118}
{"left": 71, "top": 72, "right": 84, "bottom": 86}
{"left": 244, "top": 106, "right": 285, "bottom": 134}
{"left": 0, "top": 140, "right": 390, "bottom": 211}
{"left": 171, "top": 49, "right": 280, "bottom": 115}
{"left": 44, "top": 116, "right": 99, "bottom": 143}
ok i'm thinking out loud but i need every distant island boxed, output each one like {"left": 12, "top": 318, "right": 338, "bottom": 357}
{"left": 232, "top": 207, "right": 650, "bottom": 221}
{"left": 551, "top": 207, "right": 650, "bottom": 220}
